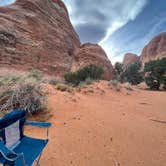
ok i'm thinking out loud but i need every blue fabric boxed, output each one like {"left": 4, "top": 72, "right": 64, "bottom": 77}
{"left": 0, "top": 110, "right": 26, "bottom": 130}
{"left": 13, "top": 136, "right": 48, "bottom": 166}
{"left": 25, "top": 121, "right": 51, "bottom": 128}
{"left": 0, "top": 129, "right": 5, "bottom": 146}
{"left": 0, "top": 110, "right": 50, "bottom": 166}
{"left": 0, "top": 110, "right": 26, "bottom": 144}
{"left": 0, "top": 141, "right": 17, "bottom": 164}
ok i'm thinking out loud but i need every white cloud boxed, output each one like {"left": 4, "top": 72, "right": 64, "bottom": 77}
{"left": 62, "top": 0, "right": 148, "bottom": 63}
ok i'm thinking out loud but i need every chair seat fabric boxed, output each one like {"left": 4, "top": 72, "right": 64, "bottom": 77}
{"left": 13, "top": 136, "right": 48, "bottom": 166}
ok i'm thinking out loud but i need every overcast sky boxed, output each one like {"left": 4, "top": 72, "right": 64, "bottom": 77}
{"left": 1, "top": 0, "right": 166, "bottom": 63}
{"left": 63, "top": 0, "right": 166, "bottom": 63}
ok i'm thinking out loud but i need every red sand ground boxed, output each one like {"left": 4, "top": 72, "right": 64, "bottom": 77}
{"left": 26, "top": 81, "right": 166, "bottom": 166}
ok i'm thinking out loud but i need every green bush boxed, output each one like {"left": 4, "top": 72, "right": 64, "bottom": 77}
{"left": 64, "top": 64, "right": 104, "bottom": 86}
{"left": 121, "top": 62, "right": 143, "bottom": 85}
{"left": 114, "top": 62, "right": 123, "bottom": 75}
{"left": 114, "top": 62, "right": 123, "bottom": 81}
{"left": 64, "top": 72, "right": 78, "bottom": 85}
{"left": 145, "top": 74, "right": 160, "bottom": 90}
{"left": 162, "top": 76, "right": 166, "bottom": 91}
{"left": 144, "top": 58, "right": 166, "bottom": 90}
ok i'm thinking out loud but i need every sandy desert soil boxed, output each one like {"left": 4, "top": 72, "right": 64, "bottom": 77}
{"left": 26, "top": 81, "right": 166, "bottom": 166}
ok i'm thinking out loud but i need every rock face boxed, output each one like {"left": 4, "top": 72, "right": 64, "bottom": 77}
{"left": 140, "top": 32, "right": 166, "bottom": 65}
{"left": 123, "top": 53, "right": 139, "bottom": 68}
{"left": 0, "top": 0, "right": 113, "bottom": 80}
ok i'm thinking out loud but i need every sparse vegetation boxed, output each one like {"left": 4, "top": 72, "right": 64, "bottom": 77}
{"left": 56, "top": 83, "right": 73, "bottom": 93}
{"left": 121, "top": 62, "right": 143, "bottom": 85}
{"left": 49, "top": 79, "right": 61, "bottom": 85}
{"left": 0, "top": 75, "right": 20, "bottom": 86}
{"left": 28, "top": 69, "right": 43, "bottom": 82}
{"left": 145, "top": 74, "right": 160, "bottom": 90}
{"left": 78, "top": 77, "right": 94, "bottom": 87}
{"left": 114, "top": 62, "right": 123, "bottom": 81}
{"left": 0, "top": 69, "right": 48, "bottom": 117}
{"left": 0, "top": 83, "right": 46, "bottom": 115}
{"left": 64, "top": 64, "right": 104, "bottom": 86}
{"left": 113, "top": 62, "right": 143, "bottom": 85}
{"left": 122, "top": 83, "right": 133, "bottom": 91}
{"left": 109, "top": 80, "right": 121, "bottom": 91}
{"left": 163, "top": 77, "right": 166, "bottom": 90}
{"left": 144, "top": 58, "right": 166, "bottom": 90}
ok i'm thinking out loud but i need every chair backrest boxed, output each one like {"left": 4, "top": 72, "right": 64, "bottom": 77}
{"left": 0, "top": 110, "right": 26, "bottom": 149}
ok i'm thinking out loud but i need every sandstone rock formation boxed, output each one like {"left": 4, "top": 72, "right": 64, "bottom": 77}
{"left": 123, "top": 53, "right": 139, "bottom": 68}
{"left": 140, "top": 32, "right": 166, "bottom": 64}
{"left": 0, "top": 0, "right": 113, "bottom": 80}
{"left": 73, "top": 43, "right": 113, "bottom": 80}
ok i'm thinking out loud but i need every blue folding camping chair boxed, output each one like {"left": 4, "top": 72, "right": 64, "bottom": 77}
{"left": 0, "top": 110, "right": 51, "bottom": 166}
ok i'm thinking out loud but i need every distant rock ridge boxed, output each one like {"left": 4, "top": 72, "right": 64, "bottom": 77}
{"left": 122, "top": 32, "right": 166, "bottom": 67}
{"left": 122, "top": 53, "right": 139, "bottom": 68}
{"left": 140, "top": 32, "right": 166, "bottom": 64}
{"left": 0, "top": 0, "right": 113, "bottom": 80}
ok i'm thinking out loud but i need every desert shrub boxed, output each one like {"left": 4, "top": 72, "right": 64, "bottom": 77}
{"left": 0, "top": 83, "right": 46, "bottom": 115}
{"left": 144, "top": 58, "right": 166, "bottom": 76}
{"left": 84, "top": 77, "right": 94, "bottom": 85}
{"left": 78, "top": 77, "right": 94, "bottom": 87}
{"left": 109, "top": 80, "right": 119, "bottom": 87}
{"left": 114, "top": 62, "right": 123, "bottom": 81}
{"left": 64, "top": 72, "right": 78, "bottom": 85}
{"left": 28, "top": 69, "right": 43, "bottom": 81}
{"left": 0, "top": 75, "right": 20, "bottom": 86}
{"left": 162, "top": 76, "right": 166, "bottom": 91}
{"left": 115, "top": 62, "right": 123, "bottom": 75}
{"left": 144, "top": 58, "right": 166, "bottom": 90}
{"left": 122, "top": 83, "right": 133, "bottom": 91}
{"left": 109, "top": 80, "right": 121, "bottom": 91}
{"left": 145, "top": 74, "right": 160, "bottom": 90}
{"left": 49, "top": 79, "right": 61, "bottom": 85}
{"left": 121, "top": 62, "right": 143, "bottom": 85}
{"left": 64, "top": 64, "right": 104, "bottom": 86}
{"left": 56, "top": 83, "right": 73, "bottom": 93}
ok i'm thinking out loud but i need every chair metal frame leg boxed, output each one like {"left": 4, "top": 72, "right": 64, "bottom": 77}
{"left": 35, "top": 152, "right": 42, "bottom": 166}
{"left": 21, "top": 153, "right": 26, "bottom": 166}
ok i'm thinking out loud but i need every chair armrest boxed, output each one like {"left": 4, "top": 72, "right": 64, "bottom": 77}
{"left": 25, "top": 121, "right": 51, "bottom": 128}
{"left": 0, "top": 141, "right": 18, "bottom": 162}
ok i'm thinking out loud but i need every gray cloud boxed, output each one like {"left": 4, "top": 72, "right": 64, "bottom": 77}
{"left": 63, "top": 0, "right": 148, "bottom": 44}
{"left": 63, "top": 0, "right": 148, "bottom": 63}
{"left": 75, "top": 24, "right": 106, "bottom": 43}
